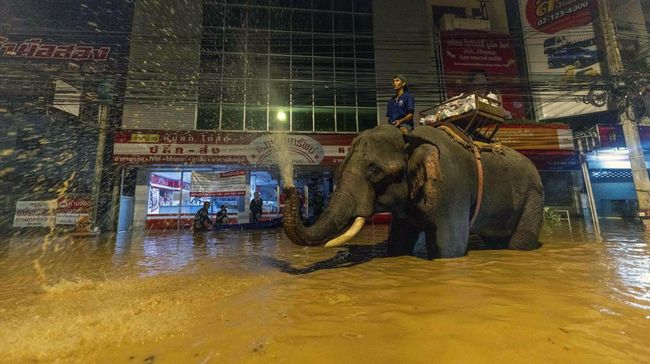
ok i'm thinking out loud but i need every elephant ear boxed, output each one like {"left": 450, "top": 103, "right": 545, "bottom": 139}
{"left": 407, "top": 143, "right": 442, "bottom": 203}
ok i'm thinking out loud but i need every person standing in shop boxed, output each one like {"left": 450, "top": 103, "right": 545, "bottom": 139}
{"left": 249, "top": 192, "right": 263, "bottom": 223}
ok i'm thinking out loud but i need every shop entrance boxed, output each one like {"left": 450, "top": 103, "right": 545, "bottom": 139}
{"left": 144, "top": 168, "right": 281, "bottom": 229}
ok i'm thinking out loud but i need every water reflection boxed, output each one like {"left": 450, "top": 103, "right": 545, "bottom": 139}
{"left": 0, "top": 220, "right": 648, "bottom": 362}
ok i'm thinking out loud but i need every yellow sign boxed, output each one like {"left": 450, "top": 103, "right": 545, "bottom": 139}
{"left": 130, "top": 133, "right": 159, "bottom": 143}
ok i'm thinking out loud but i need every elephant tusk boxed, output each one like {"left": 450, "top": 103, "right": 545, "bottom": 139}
{"left": 324, "top": 217, "right": 366, "bottom": 248}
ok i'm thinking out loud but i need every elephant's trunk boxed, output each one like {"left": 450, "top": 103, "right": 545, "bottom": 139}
{"left": 282, "top": 173, "right": 372, "bottom": 246}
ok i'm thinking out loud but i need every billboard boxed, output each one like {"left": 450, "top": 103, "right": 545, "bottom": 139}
{"left": 519, "top": 0, "right": 606, "bottom": 119}
{"left": 440, "top": 31, "right": 527, "bottom": 119}
{"left": 0, "top": 0, "right": 133, "bottom": 94}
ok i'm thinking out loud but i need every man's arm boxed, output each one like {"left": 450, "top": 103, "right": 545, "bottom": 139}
{"left": 392, "top": 113, "right": 413, "bottom": 126}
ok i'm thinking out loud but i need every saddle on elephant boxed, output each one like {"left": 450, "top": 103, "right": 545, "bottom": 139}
{"left": 419, "top": 91, "right": 506, "bottom": 144}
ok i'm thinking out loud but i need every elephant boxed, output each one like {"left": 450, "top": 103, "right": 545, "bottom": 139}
{"left": 282, "top": 124, "right": 544, "bottom": 259}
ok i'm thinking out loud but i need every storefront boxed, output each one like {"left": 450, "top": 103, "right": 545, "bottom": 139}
{"left": 113, "top": 129, "right": 353, "bottom": 230}
{"left": 583, "top": 124, "right": 650, "bottom": 218}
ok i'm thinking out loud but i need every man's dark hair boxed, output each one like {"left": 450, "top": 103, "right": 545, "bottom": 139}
{"left": 392, "top": 74, "right": 407, "bottom": 83}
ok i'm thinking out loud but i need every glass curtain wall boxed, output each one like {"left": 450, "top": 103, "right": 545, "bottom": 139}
{"left": 198, "top": 0, "right": 377, "bottom": 132}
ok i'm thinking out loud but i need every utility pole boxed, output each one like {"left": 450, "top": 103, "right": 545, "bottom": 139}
{"left": 597, "top": 0, "right": 650, "bottom": 229}
{"left": 90, "top": 102, "right": 109, "bottom": 231}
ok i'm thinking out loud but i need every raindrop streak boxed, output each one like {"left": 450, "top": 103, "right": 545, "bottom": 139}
{"left": 32, "top": 172, "right": 77, "bottom": 285}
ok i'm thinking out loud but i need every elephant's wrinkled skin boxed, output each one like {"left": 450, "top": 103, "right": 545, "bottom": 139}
{"left": 283, "top": 124, "right": 544, "bottom": 259}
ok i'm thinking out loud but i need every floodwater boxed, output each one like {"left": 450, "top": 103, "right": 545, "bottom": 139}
{"left": 0, "top": 221, "right": 648, "bottom": 364}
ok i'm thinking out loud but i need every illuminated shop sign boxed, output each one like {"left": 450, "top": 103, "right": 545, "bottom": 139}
{"left": 0, "top": 36, "right": 111, "bottom": 61}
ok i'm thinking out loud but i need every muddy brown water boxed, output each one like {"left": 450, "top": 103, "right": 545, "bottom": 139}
{"left": 0, "top": 221, "right": 648, "bottom": 363}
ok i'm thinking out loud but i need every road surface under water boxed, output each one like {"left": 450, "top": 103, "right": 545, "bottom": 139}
{"left": 0, "top": 220, "right": 648, "bottom": 363}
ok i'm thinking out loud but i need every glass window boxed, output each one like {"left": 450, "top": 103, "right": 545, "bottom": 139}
{"left": 354, "top": 36, "right": 374, "bottom": 59}
{"left": 335, "top": 82, "right": 356, "bottom": 106}
{"left": 269, "top": 31, "right": 291, "bottom": 54}
{"left": 200, "top": 53, "right": 223, "bottom": 77}
{"left": 223, "top": 53, "right": 246, "bottom": 78}
{"left": 198, "top": 76, "right": 221, "bottom": 102}
{"left": 270, "top": 106, "right": 291, "bottom": 131}
{"left": 335, "top": 58, "right": 355, "bottom": 78}
{"left": 333, "top": 13, "right": 353, "bottom": 33}
{"left": 333, "top": 0, "right": 352, "bottom": 11}
{"left": 354, "top": 14, "right": 372, "bottom": 34}
{"left": 292, "top": 81, "right": 313, "bottom": 106}
{"left": 224, "top": 28, "right": 247, "bottom": 52}
{"left": 336, "top": 107, "right": 356, "bottom": 132}
{"left": 248, "top": 6, "right": 269, "bottom": 29}
{"left": 148, "top": 172, "right": 185, "bottom": 215}
{"left": 222, "top": 79, "right": 245, "bottom": 103}
{"left": 353, "top": 0, "right": 372, "bottom": 13}
{"left": 358, "top": 107, "right": 377, "bottom": 131}
{"left": 269, "top": 81, "right": 290, "bottom": 106}
{"left": 313, "top": 36, "right": 333, "bottom": 57}
{"left": 292, "top": 106, "right": 313, "bottom": 131}
{"left": 313, "top": 0, "right": 332, "bottom": 11}
{"left": 314, "top": 82, "right": 334, "bottom": 105}
{"left": 269, "top": 56, "right": 291, "bottom": 79}
{"left": 201, "top": 29, "right": 224, "bottom": 52}
{"left": 293, "top": 0, "right": 312, "bottom": 9}
{"left": 356, "top": 87, "right": 376, "bottom": 107}
{"left": 203, "top": 3, "right": 224, "bottom": 28}
{"left": 313, "top": 11, "right": 332, "bottom": 32}
{"left": 247, "top": 29, "right": 269, "bottom": 54}
{"left": 246, "top": 79, "right": 268, "bottom": 105}
{"left": 315, "top": 107, "right": 335, "bottom": 131}
{"left": 291, "top": 57, "right": 313, "bottom": 80}
{"left": 247, "top": 54, "right": 269, "bottom": 79}
{"left": 222, "top": 104, "right": 244, "bottom": 130}
{"left": 269, "top": 0, "right": 291, "bottom": 6}
{"left": 197, "top": 105, "right": 220, "bottom": 130}
{"left": 292, "top": 33, "right": 312, "bottom": 56}
{"left": 313, "top": 57, "right": 333, "bottom": 81}
{"left": 292, "top": 10, "right": 312, "bottom": 32}
{"left": 270, "top": 9, "right": 291, "bottom": 31}
{"left": 246, "top": 106, "right": 268, "bottom": 130}
{"left": 334, "top": 35, "right": 354, "bottom": 58}
{"left": 224, "top": 5, "right": 246, "bottom": 28}
{"left": 355, "top": 61, "right": 376, "bottom": 106}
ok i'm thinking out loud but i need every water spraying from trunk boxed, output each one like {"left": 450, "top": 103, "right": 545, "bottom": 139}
{"left": 270, "top": 133, "right": 294, "bottom": 187}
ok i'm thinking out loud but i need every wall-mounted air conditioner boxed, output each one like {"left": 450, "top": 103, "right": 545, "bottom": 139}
{"left": 440, "top": 13, "right": 491, "bottom": 32}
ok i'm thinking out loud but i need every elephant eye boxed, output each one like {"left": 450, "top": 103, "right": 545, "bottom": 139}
{"left": 367, "top": 164, "right": 385, "bottom": 182}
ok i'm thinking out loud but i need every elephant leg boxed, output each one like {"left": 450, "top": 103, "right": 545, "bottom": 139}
{"left": 424, "top": 219, "right": 470, "bottom": 259}
{"left": 509, "top": 190, "right": 543, "bottom": 250}
{"left": 387, "top": 218, "right": 420, "bottom": 256}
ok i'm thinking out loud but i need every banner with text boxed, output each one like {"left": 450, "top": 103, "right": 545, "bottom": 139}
{"left": 190, "top": 171, "right": 247, "bottom": 197}
{"left": 519, "top": 0, "right": 605, "bottom": 119}
{"left": 13, "top": 200, "right": 56, "bottom": 227}
{"left": 113, "top": 130, "right": 355, "bottom": 166}
{"left": 440, "top": 31, "right": 527, "bottom": 119}
{"left": 55, "top": 195, "right": 91, "bottom": 225}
